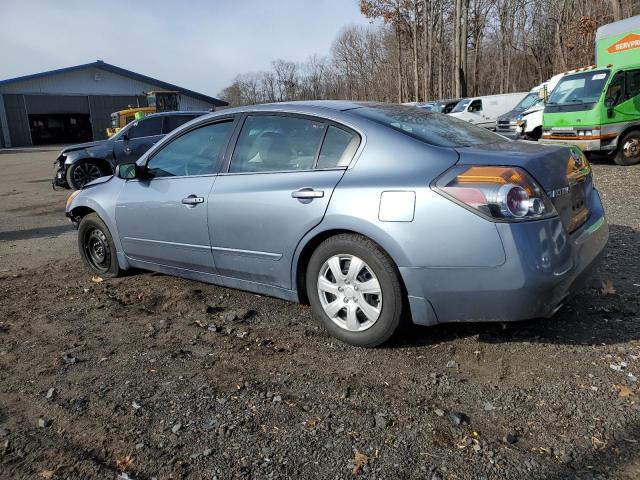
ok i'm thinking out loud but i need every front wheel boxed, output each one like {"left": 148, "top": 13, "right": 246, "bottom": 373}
{"left": 66, "top": 160, "right": 105, "bottom": 189}
{"left": 78, "top": 213, "right": 120, "bottom": 278}
{"left": 614, "top": 130, "right": 640, "bottom": 166}
{"left": 306, "top": 234, "right": 404, "bottom": 347}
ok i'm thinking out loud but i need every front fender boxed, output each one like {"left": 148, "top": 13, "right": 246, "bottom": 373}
{"left": 66, "top": 178, "right": 129, "bottom": 269}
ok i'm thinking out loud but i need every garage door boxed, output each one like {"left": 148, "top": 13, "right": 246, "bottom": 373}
{"left": 25, "top": 95, "right": 90, "bottom": 114}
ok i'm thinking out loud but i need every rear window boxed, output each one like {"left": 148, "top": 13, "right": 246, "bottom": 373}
{"left": 352, "top": 104, "right": 507, "bottom": 147}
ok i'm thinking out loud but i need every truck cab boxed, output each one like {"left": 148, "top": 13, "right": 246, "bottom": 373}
{"left": 542, "top": 15, "right": 640, "bottom": 165}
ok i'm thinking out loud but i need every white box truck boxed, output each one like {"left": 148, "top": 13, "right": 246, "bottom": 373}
{"left": 513, "top": 72, "right": 572, "bottom": 141}
{"left": 447, "top": 92, "right": 527, "bottom": 129}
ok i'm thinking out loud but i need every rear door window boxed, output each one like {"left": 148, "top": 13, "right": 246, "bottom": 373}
{"left": 163, "top": 114, "right": 199, "bottom": 134}
{"left": 127, "top": 117, "right": 163, "bottom": 139}
{"left": 317, "top": 126, "right": 359, "bottom": 168}
{"left": 229, "top": 115, "right": 326, "bottom": 173}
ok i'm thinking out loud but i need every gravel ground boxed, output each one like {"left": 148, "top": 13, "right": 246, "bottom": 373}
{"left": 0, "top": 151, "right": 639, "bottom": 480}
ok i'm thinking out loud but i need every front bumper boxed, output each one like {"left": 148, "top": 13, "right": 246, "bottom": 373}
{"left": 401, "top": 188, "right": 608, "bottom": 325}
{"left": 540, "top": 137, "right": 602, "bottom": 152}
{"left": 52, "top": 156, "right": 69, "bottom": 189}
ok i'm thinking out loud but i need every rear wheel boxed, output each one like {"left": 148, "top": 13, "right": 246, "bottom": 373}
{"left": 614, "top": 130, "right": 640, "bottom": 166}
{"left": 306, "top": 234, "right": 404, "bottom": 347}
{"left": 78, "top": 213, "right": 120, "bottom": 278}
{"left": 66, "top": 160, "right": 106, "bottom": 189}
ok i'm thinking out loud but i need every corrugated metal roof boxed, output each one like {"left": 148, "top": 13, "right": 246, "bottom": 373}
{"left": 0, "top": 60, "right": 228, "bottom": 107}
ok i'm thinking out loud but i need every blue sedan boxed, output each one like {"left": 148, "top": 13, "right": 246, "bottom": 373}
{"left": 65, "top": 101, "right": 608, "bottom": 347}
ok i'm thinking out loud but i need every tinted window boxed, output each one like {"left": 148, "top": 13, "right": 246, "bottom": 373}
{"left": 127, "top": 117, "right": 163, "bottom": 139}
{"left": 352, "top": 104, "right": 506, "bottom": 147}
{"left": 229, "top": 115, "right": 326, "bottom": 173}
{"left": 163, "top": 114, "right": 199, "bottom": 134}
{"left": 317, "top": 126, "right": 358, "bottom": 168}
{"left": 147, "top": 121, "right": 233, "bottom": 178}
{"left": 626, "top": 69, "right": 640, "bottom": 99}
{"left": 468, "top": 99, "right": 482, "bottom": 112}
{"left": 451, "top": 99, "right": 470, "bottom": 113}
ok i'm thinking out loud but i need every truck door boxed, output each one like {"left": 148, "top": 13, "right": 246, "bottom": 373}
{"left": 467, "top": 99, "right": 487, "bottom": 126}
{"left": 608, "top": 69, "right": 640, "bottom": 121}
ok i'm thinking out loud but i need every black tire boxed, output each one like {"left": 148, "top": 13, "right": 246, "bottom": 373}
{"left": 614, "top": 130, "right": 640, "bottom": 166}
{"left": 306, "top": 234, "right": 404, "bottom": 347}
{"left": 66, "top": 160, "right": 105, "bottom": 190}
{"left": 525, "top": 127, "right": 542, "bottom": 142}
{"left": 78, "top": 213, "right": 120, "bottom": 278}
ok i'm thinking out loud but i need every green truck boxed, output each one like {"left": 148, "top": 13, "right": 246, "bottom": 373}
{"left": 542, "top": 15, "right": 640, "bottom": 165}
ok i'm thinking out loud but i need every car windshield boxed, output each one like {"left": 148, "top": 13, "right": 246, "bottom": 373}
{"left": 548, "top": 70, "right": 610, "bottom": 106}
{"left": 513, "top": 92, "right": 540, "bottom": 112}
{"left": 451, "top": 99, "right": 471, "bottom": 113}
{"left": 352, "top": 104, "right": 507, "bottom": 147}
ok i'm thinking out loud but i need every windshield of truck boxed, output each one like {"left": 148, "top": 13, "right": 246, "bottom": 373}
{"left": 513, "top": 92, "right": 540, "bottom": 112}
{"left": 451, "top": 99, "right": 470, "bottom": 113}
{"left": 547, "top": 70, "right": 610, "bottom": 106}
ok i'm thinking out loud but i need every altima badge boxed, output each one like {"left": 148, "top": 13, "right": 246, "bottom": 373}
{"left": 547, "top": 186, "right": 570, "bottom": 198}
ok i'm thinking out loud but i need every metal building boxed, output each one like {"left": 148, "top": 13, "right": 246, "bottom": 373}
{"left": 0, "top": 60, "right": 227, "bottom": 148}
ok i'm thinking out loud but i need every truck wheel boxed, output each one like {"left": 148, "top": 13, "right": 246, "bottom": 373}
{"left": 614, "top": 131, "right": 640, "bottom": 166}
{"left": 306, "top": 234, "right": 404, "bottom": 347}
{"left": 78, "top": 213, "right": 120, "bottom": 278}
{"left": 525, "top": 127, "right": 542, "bottom": 142}
{"left": 66, "top": 160, "right": 106, "bottom": 189}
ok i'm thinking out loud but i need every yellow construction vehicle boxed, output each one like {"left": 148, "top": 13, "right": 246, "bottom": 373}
{"left": 106, "top": 91, "right": 181, "bottom": 137}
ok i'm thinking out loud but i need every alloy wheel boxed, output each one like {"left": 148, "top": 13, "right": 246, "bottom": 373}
{"left": 73, "top": 163, "right": 102, "bottom": 188}
{"left": 317, "top": 254, "right": 382, "bottom": 332}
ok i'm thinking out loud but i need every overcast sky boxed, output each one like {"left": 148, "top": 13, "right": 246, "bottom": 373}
{"left": 0, "top": 0, "right": 371, "bottom": 98}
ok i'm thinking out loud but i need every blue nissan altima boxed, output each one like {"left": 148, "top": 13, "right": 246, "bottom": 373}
{"left": 65, "top": 101, "right": 608, "bottom": 347}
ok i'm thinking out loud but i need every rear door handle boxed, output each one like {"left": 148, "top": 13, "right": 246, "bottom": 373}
{"left": 291, "top": 188, "right": 324, "bottom": 199}
{"left": 182, "top": 195, "right": 205, "bottom": 206}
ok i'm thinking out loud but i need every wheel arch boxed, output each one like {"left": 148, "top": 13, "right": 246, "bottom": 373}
{"left": 72, "top": 157, "right": 114, "bottom": 175}
{"left": 617, "top": 125, "right": 640, "bottom": 146}
{"left": 292, "top": 223, "right": 411, "bottom": 306}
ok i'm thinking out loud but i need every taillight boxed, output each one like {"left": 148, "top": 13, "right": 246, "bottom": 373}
{"left": 433, "top": 166, "right": 557, "bottom": 221}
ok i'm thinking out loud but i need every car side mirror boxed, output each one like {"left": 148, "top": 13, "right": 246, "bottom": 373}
{"left": 122, "top": 131, "right": 130, "bottom": 141}
{"left": 117, "top": 163, "right": 138, "bottom": 180}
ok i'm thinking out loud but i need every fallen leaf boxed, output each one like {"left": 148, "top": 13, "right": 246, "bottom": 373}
{"left": 352, "top": 452, "right": 369, "bottom": 475}
{"left": 601, "top": 280, "right": 616, "bottom": 296}
{"left": 91, "top": 276, "right": 104, "bottom": 283}
{"left": 591, "top": 436, "right": 607, "bottom": 449}
{"left": 116, "top": 455, "right": 134, "bottom": 471}
{"left": 39, "top": 470, "right": 55, "bottom": 479}
{"left": 304, "top": 417, "right": 321, "bottom": 428}
{"left": 613, "top": 384, "right": 634, "bottom": 397}
{"left": 194, "top": 319, "right": 207, "bottom": 328}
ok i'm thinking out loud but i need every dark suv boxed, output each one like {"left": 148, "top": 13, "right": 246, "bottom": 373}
{"left": 53, "top": 111, "right": 207, "bottom": 189}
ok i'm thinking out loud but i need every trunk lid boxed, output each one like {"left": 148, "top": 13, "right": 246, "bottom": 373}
{"left": 455, "top": 141, "right": 592, "bottom": 233}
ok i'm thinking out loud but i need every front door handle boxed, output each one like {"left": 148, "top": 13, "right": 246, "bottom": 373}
{"left": 291, "top": 188, "right": 324, "bottom": 199}
{"left": 182, "top": 195, "right": 205, "bottom": 206}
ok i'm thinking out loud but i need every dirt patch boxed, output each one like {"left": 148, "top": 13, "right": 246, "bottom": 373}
{"left": 0, "top": 155, "right": 639, "bottom": 479}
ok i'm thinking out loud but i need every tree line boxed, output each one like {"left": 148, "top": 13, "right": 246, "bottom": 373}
{"left": 219, "top": 0, "right": 639, "bottom": 105}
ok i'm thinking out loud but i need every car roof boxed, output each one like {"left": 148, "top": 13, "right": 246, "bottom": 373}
{"left": 144, "top": 110, "right": 209, "bottom": 118}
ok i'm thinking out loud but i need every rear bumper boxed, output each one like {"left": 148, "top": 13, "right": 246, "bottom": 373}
{"left": 401, "top": 188, "right": 608, "bottom": 325}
